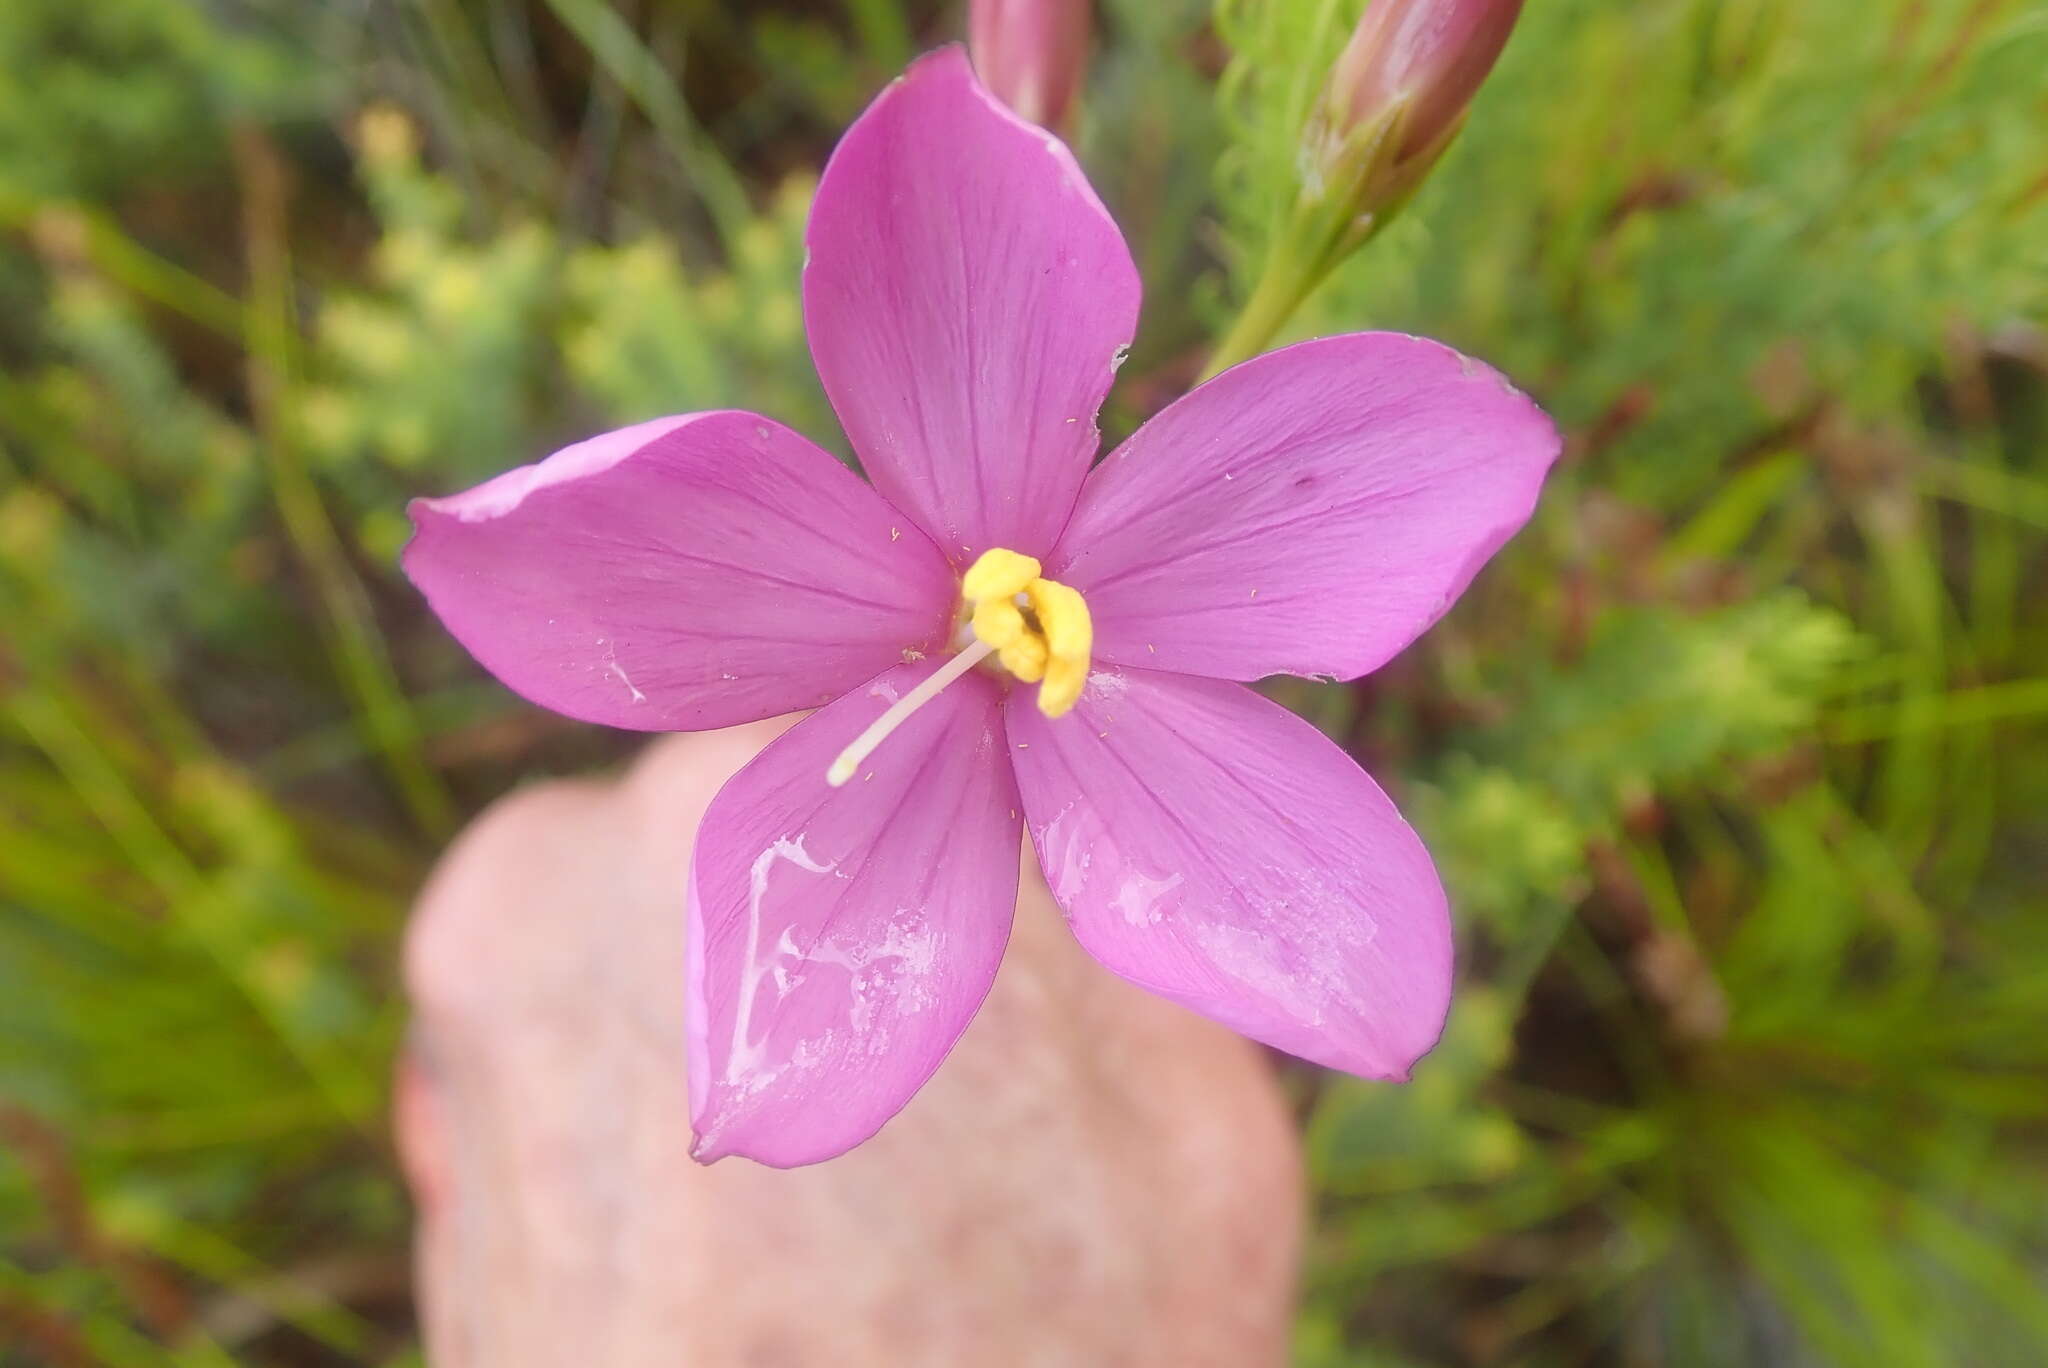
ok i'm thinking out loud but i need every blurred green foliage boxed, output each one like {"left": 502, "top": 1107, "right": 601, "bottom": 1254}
{"left": 0, "top": 1, "right": 321, "bottom": 202}
{"left": 1222, "top": 1, "right": 2048, "bottom": 1363}
{"left": 1, "top": 0, "right": 2044, "bottom": 1363}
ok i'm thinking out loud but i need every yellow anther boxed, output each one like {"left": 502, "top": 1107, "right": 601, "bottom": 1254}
{"left": 971, "top": 597, "right": 1026, "bottom": 649}
{"left": 960, "top": 546, "right": 1093, "bottom": 719}
{"left": 999, "top": 634, "right": 1048, "bottom": 682}
{"left": 961, "top": 548, "right": 1041, "bottom": 602}
{"left": 821, "top": 550, "right": 1091, "bottom": 788}
{"left": 1025, "top": 579, "right": 1090, "bottom": 659}
{"left": 1022, "top": 577, "right": 1091, "bottom": 717}
{"left": 1038, "top": 654, "right": 1088, "bottom": 718}
{"left": 1024, "top": 581, "right": 1089, "bottom": 716}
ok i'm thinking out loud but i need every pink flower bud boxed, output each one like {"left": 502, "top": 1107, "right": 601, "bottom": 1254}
{"left": 969, "top": 0, "right": 1092, "bottom": 131}
{"left": 1329, "top": 0, "right": 1523, "bottom": 163}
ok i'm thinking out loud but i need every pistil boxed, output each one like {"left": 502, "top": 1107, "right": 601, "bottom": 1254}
{"left": 825, "top": 638, "right": 997, "bottom": 786}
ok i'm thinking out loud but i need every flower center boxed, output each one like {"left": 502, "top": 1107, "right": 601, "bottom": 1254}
{"left": 824, "top": 547, "right": 1093, "bottom": 787}
{"left": 959, "top": 548, "right": 1093, "bottom": 718}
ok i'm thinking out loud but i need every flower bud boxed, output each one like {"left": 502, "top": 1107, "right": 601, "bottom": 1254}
{"left": 1201, "top": 0, "right": 1524, "bottom": 379}
{"left": 1327, "top": 0, "right": 1523, "bottom": 170}
{"left": 969, "top": 0, "right": 1092, "bottom": 131}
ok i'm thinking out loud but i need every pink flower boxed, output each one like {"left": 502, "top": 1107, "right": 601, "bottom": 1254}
{"left": 1329, "top": 0, "right": 1525, "bottom": 165}
{"left": 969, "top": 0, "right": 1092, "bottom": 130}
{"left": 404, "top": 48, "right": 1560, "bottom": 1168}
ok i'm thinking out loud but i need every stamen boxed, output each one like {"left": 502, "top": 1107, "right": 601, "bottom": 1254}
{"left": 959, "top": 546, "right": 1094, "bottom": 719}
{"left": 1023, "top": 577, "right": 1092, "bottom": 717}
{"left": 826, "top": 638, "right": 997, "bottom": 787}
{"left": 999, "top": 633, "right": 1048, "bottom": 682}
{"left": 971, "top": 597, "right": 1027, "bottom": 649}
{"left": 960, "top": 548, "right": 1040, "bottom": 602}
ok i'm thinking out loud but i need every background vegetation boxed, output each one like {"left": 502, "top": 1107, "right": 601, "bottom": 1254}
{"left": 2, "top": 0, "right": 2043, "bottom": 1363}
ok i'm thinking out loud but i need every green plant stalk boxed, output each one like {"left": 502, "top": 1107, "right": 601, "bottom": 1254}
{"left": 1495, "top": 893, "right": 1583, "bottom": 1007}
{"left": 1923, "top": 456, "right": 2048, "bottom": 533}
{"left": 0, "top": 192, "right": 245, "bottom": 342}
{"left": 0, "top": 1257, "right": 237, "bottom": 1368}
{"left": 541, "top": 0, "right": 752, "bottom": 244}
{"left": 1201, "top": 107, "right": 1431, "bottom": 379}
{"left": 104, "top": 1210, "right": 375, "bottom": 1356}
{"left": 234, "top": 129, "right": 455, "bottom": 839}
{"left": 6, "top": 689, "right": 378, "bottom": 1132}
{"left": 1202, "top": 236, "right": 1333, "bottom": 381}
{"left": 1854, "top": 497, "right": 1948, "bottom": 867}
{"left": 412, "top": 0, "right": 528, "bottom": 148}
{"left": 1826, "top": 675, "right": 2048, "bottom": 742}
{"left": 9, "top": 162, "right": 456, "bottom": 841}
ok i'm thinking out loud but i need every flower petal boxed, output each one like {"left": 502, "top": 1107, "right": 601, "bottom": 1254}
{"left": 1047, "top": 333, "right": 1560, "bottom": 682}
{"left": 687, "top": 660, "right": 1021, "bottom": 1166}
{"left": 1004, "top": 665, "right": 1451, "bottom": 1079}
{"left": 404, "top": 412, "right": 955, "bottom": 732}
{"left": 804, "top": 45, "right": 1140, "bottom": 563}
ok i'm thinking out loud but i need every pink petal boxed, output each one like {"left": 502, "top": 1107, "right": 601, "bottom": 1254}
{"left": 404, "top": 412, "right": 955, "bottom": 732}
{"left": 1047, "top": 333, "right": 1560, "bottom": 682}
{"left": 687, "top": 660, "right": 1022, "bottom": 1167}
{"left": 803, "top": 46, "right": 1140, "bottom": 564}
{"left": 1004, "top": 665, "right": 1451, "bottom": 1079}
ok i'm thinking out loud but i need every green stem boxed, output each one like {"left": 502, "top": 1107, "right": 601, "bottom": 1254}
{"left": 1196, "top": 100, "right": 1441, "bottom": 382}
{"left": 0, "top": 191, "right": 245, "bottom": 341}
{"left": 1199, "top": 113, "right": 1406, "bottom": 381}
{"left": 234, "top": 130, "right": 456, "bottom": 839}
{"left": 7, "top": 689, "right": 379, "bottom": 1135}
{"left": 541, "top": 0, "right": 752, "bottom": 244}
{"left": 1199, "top": 243, "right": 1328, "bottom": 381}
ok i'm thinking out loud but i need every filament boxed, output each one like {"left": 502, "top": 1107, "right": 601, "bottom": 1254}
{"left": 825, "top": 639, "right": 996, "bottom": 787}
